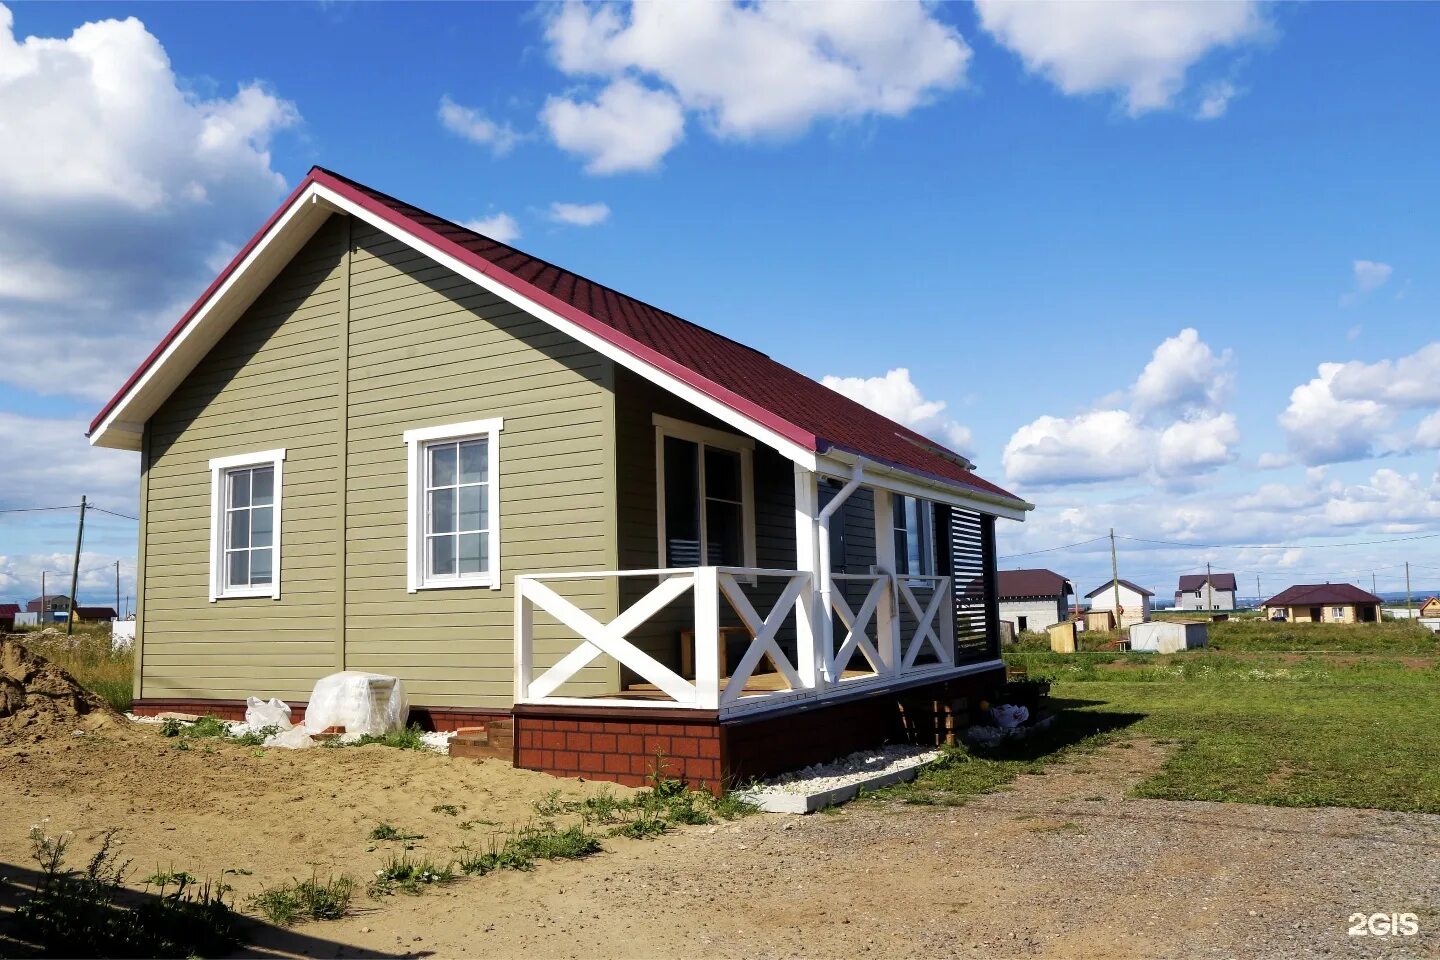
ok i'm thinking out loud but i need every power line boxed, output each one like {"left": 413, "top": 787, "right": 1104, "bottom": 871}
{"left": 998, "top": 535, "right": 1108, "bottom": 561}
{"left": 1118, "top": 531, "right": 1440, "bottom": 550}
{"left": 0, "top": 504, "right": 80, "bottom": 514}
{"left": 89, "top": 506, "right": 138, "bottom": 522}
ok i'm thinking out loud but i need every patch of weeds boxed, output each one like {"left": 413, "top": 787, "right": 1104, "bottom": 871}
{"left": 710, "top": 791, "right": 757, "bottom": 821}
{"left": 532, "top": 789, "right": 571, "bottom": 817}
{"left": 227, "top": 725, "right": 279, "bottom": 747}
{"left": 13, "top": 822, "right": 239, "bottom": 958}
{"left": 142, "top": 869, "right": 195, "bottom": 887}
{"left": 457, "top": 818, "right": 499, "bottom": 831}
{"left": 326, "top": 724, "right": 427, "bottom": 751}
{"left": 159, "top": 718, "right": 183, "bottom": 738}
{"left": 610, "top": 812, "right": 669, "bottom": 840}
{"left": 368, "top": 823, "right": 424, "bottom": 843}
{"left": 185, "top": 716, "right": 231, "bottom": 739}
{"left": 369, "top": 854, "right": 455, "bottom": 896}
{"left": 431, "top": 804, "right": 461, "bottom": 817}
{"left": 248, "top": 874, "right": 355, "bottom": 926}
{"left": 457, "top": 823, "right": 602, "bottom": 876}
{"left": 579, "top": 789, "right": 630, "bottom": 824}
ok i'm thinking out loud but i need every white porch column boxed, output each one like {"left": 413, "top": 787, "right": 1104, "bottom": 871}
{"left": 692, "top": 566, "right": 721, "bottom": 709}
{"left": 514, "top": 577, "right": 534, "bottom": 702}
{"left": 871, "top": 488, "right": 902, "bottom": 675}
{"left": 793, "top": 464, "right": 824, "bottom": 692}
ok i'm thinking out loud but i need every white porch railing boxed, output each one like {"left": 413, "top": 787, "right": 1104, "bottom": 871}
{"left": 516, "top": 566, "right": 958, "bottom": 718}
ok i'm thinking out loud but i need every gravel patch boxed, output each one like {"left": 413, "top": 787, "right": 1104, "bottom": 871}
{"left": 739, "top": 744, "right": 941, "bottom": 813}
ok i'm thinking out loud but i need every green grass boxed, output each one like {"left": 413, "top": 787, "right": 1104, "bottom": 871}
{"left": 1006, "top": 644, "right": 1440, "bottom": 813}
{"left": 322, "top": 723, "right": 428, "bottom": 751}
{"left": 248, "top": 874, "right": 355, "bottom": 926}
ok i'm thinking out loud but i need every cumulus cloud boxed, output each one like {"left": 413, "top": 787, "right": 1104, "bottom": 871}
{"left": 0, "top": 5, "right": 298, "bottom": 400}
{"left": 547, "top": 201, "right": 611, "bottom": 227}
{"left": 438, "top": 95, "right": 520, "bottom": 156}
{"left": 1416, "top": 411, "right": 1440, "bottom": 450}
{"left": 1322, "top": 469, "right": 1440, "bottom": 529}
{"left": 0, "top": 412, "right": 137, "bottom": 512}
{"left": 1279, "top": 363, "right": 1392, "bottom": 466}
{"left": 974, "top": 0, "right": 1268, "bottom": 116}
{"left": 1130, "top": 327, "right": 1233, "bottom": 421}
{"left": 1328, "top": 343, "right": 1440, "bottom": 409}
{"left": 1256, "top": 452, "right": 1291, "bottom": 470}
{"left": 462, "top": 212, "right": 521, "bottom": 244}
{"left": 542, "top": 78, "right": 685, "bottom": 174}
{"left": 1003, "top": 330, "right": 1238, "bottom": 486}
{"left": 1196, "top": 79, "right": 1240, "bottom": 120}
{"left": 541, "top": 1, "right": 968, "bottom": 171}
{"left": 821, "top": 368, "right": 973, "bottom": 456}
{"left": 1352, "top": 259, "right": 1393, "bottom": 293}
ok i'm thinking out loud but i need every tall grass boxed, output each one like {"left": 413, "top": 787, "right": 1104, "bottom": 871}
{"left": 12, "top": 625, "right": 133, "bottom": 712}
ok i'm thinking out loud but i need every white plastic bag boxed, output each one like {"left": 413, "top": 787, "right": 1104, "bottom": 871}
{"left": 264, "top": 726, "right": 316, "bottom": 750}
{"left": 302, "top": 672, "right": 409, "bottom": 737}
{"left": 244, "top": 696, "right": 293, "bottom": 731}
{"left": 991, "top": 703, "right": 1029, "bottom": 729}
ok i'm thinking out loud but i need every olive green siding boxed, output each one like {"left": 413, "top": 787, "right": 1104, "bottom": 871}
{"left": 138, "top": 215, "right": 618, "bottom": 707}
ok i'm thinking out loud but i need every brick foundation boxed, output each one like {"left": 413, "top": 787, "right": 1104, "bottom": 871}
{"left": 512, "top": 666, "right": 1004, "bottom": 795}
{"left": 130, "top": 698, "right": 510, "bottom": 733}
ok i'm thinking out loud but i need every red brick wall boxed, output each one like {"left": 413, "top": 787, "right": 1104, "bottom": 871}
{"left": 514, "top": 715, "right": 723, "bottom": 792}
{"left": 131, "top": 699, "right": 508, "bottom": 732}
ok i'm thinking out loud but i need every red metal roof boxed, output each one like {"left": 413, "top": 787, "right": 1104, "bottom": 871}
{"left": 1085, "top": 578, "right": 1154, "bottom": 599}
{"left": 0, "top": 603, "right": 19, "bottom": 616}
{"left": 997, "top": 568, "right": 1072, "bottom": 599}
{"left": 91, "top": 167, "right": 1023, "bottom": 508}
{"left": 1262, "top": 583, "right": 1382, "bottom": 607}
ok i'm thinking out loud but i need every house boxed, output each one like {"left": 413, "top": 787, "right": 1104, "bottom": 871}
{"left": 1174, "top": 572, "right": 1237, "bottom": 611}
{"left": 73, "top": 606, "right": 119, "bottom": 623}
{"left": 0, "top": 603, "right": 18, "bottom": 631}
{"left": 26, "top": 594, "right": 72, "bottom": 614}
{"left": 1420, "top": 597, "right": 1440, "bottom": 618}
{"left": 1262, "top": 584, "right": 1381, "bottom": 624}
{"left": 88, "top": 167, "right": 1033, "bottom": 790}
{"left": 996, "top": 569, "right": 1073, "bottom": 635}
{"left": 1084, "top": 579, "right": 1153, "bottom": 627}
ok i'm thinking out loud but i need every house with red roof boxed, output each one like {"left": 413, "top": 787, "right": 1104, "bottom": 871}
{"left": 996, "top": 569, "right": 1074, "bottom": 635}
{"left": 1262, "top": 584, "right": 1382, "bottom": 624}
{"left": 0, "top": 603, "right": 19, "bottom": 631}
{"left": 88, "top": 168, "right": 1032, "bottom": 789}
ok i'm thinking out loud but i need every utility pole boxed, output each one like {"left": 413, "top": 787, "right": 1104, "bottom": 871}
{"left": 1406, "top": 561, "right": 1412, "bottom": 615}
{"left": 1110, "top": 528, "right": 1122, "bottom": 630}
{"left": 1256, "top": 574, "right": 1262, "bottom": 612}
{"left": 115, "top": 561, "right": 121, "bottom": 620}
{"left": 1372, "top": 571, "right": 1377, "bottom": 597}
{"left": 66, "top": 496, "right": 87, "bottom": 636}
{"left": 1205, "top": 561, "right": 1213, "bottom": 611}
{"left": 40, "top": 571, "right": 46, "bottom": 626}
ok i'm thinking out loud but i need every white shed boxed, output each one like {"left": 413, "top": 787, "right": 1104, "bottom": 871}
{"left": 1129, "top": 620, "right": 1208, "bottom": 653}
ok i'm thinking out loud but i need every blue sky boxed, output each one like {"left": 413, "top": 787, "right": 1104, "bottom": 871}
{"left": 2, "top": 1, "right": 1439, "bottom": 606}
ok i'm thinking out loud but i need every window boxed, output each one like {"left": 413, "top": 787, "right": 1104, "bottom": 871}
{"left": 1332, "top": 607, "right": 1344, "bottom": 619}
{"left": 208, "top": 449, "right": 285, "bottom": 601}
{"left": 654, "top": 415, "right": 754, "bottom": 568}
{"left": 404, "top": 419, "right": 503, "bottom": 591}
{"left": 893, "top": 494, "right": 935, "bottom": 577}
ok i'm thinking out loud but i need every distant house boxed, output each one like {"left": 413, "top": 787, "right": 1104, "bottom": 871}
{"left": 996, "top": 569, "right": 1073, "bottom": 635}
{"left": 26, "top": 594, "right": 72, "bottom": 613}
{"left": 73, "top": 606, "right": 119, "bottom": 623}
{"left": 0, "top": 603, "right": 18, "bottom": 631}
{"left": 1420, "top": 597, "right": 1440, "bottom": 618}
{"left": 1262, "top": 584, "right": 1382, "bottom": 624}
{"left": 1174, "top": 573, "right": 1237, "bottom": 611}
{"left": 1085, "top": 579, "right": 1153, "bottom": 627}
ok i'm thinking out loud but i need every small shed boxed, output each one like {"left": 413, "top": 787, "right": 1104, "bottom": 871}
{"left": 1129, "top": 619, "right": 1208, "bottom": 654}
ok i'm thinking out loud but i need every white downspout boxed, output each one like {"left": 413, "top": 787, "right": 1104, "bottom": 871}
{"left": 816, "top": 460, "right": 865, "bottom": 680}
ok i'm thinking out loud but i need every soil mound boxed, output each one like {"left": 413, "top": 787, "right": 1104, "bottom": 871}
{"left": 0, "top": 637, "right": 122, "bottom": 741}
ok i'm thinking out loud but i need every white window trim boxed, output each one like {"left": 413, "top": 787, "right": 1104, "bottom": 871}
{"left": 208, "top": 448, "right": 286, "bottom": 602}
{"left": 653, "top": 414, "right": 756, "bottom": 570}
{"left": 404, "top": 418, "right": 504, "bottom": 593}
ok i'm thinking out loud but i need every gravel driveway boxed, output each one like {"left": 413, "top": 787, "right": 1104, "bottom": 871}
{"left": 246, "top": 738, "right": 1440, "bottom": 959}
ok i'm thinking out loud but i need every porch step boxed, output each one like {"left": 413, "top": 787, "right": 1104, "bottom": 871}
{"left": 447, "top": 719, "right": 514, "bottom": 763}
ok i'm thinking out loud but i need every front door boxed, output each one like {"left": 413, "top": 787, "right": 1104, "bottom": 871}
{"left": 1310, "top": 606, "right": 1323, "bottom": 622}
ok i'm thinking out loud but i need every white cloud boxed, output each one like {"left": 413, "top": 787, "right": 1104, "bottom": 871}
{"left": 0, "top": 412, "right": 138, "bottom": 513}
{"left": 1352, "top": 259, "right": 1393, "bottom": 293}
{"left": 541, "top": 78, "right": 685, "bottom": 174}
{"left": 438, "top": 95, "right": 520, "bottom": 156}
{"left": 1256, "top": 452, "right": 1291, "bottom": 470}
{"left": 1196, "top": 79, "right": 1239, "bottom": 119}
{"left": 462, "top": 212, "right": 521, "bottom": 244}
{"left": 974, "top": 0, "right": 1267, "bottom": 116}
{"left": 541, "top": 1, "right": 968, "bottom": 171}
{"left": 1004, "top": 330, "right": 1238, "bottom": 486}
{"left": 1322, "top": 469, "right": 1440, "bottom": 529}
{"left": 1416, "top": 411, "right": 1440, "bottom": 449}
{"left": 1279, "top": 363, "right": 1392, "bottom": 466}
{"left": 0, "top": 5, "right": 298, "bottom": 400}
{"left": 1130, "top": 327, "right": 1233, "bottom": 421}
{"left": 548, "top": 201, "right": 611, "bottom": 227}
{"left": 821, "top": 367, "right": 973, "bottom": 456}
{"left": 1328, "top": 343, "right": 1440, "bottom": 409}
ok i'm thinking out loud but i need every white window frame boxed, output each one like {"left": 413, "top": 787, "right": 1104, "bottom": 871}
{"left": 208, "top": 448, "right": 286, "bottom": 602}
{"left": 653, "top": 414, "right": 756, "bottom": 570}
{"left": 893, "top": 493, "right": 937, "bottom": 582}
{"left": 404, "top": 418, "right": 504, "bottom": 593}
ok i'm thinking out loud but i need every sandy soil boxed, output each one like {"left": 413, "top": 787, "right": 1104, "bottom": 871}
{"left": 2, "top": 724, "right": 1437, "bottom": 959}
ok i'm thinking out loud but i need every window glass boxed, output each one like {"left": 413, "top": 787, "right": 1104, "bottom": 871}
{"left": 425, "top": 438, "right": 489, "bottom": 581}
{"left": 663, "top": 436, "right": 701, "bottom": 566}
{"left": 223, "top": 465, "right": 275, "bottom": 588}
{"left": 893, "top": 494, "right": 934, "bottom": 577}
{"left": 661, "top": 431, "right": 748, "bottom": 568}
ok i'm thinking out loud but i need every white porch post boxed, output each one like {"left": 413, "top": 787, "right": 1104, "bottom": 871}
{"left": 692, "top": 566, "right": 721, "bottom": 709}
{"left": 871, "top": 488, "right": 902, "bottom": 675}
{"left": 793, "top": 464, "right": 824, "bottom": 692}
{"left": 514, "top": 577, "right": 534, "bottom": 702}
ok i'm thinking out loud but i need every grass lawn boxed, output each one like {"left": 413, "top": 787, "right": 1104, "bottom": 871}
{"left": 887, "top": 620, "right": 1440, "bottom": 813}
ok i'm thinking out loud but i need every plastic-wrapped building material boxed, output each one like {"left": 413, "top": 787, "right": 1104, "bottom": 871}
{"left": 244, "top": 697, "right": 292, "bottom": 730}
{"left": 302, "top": 672, "right": 409, "bottom": 737}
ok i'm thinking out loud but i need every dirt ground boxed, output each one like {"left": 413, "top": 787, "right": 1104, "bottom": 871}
{"left": 2, "top": 723, "right": 1438, "bottom": 959}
